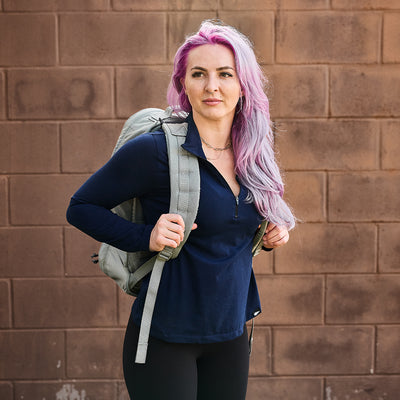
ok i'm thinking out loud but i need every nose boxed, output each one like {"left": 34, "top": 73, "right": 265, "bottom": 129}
{"left": 205, "top": 74, "right": 219, "bottom": 93}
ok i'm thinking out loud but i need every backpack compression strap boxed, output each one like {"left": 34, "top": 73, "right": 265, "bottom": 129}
{"left": 135, "top": 121, "right": 200, "bottom": 364}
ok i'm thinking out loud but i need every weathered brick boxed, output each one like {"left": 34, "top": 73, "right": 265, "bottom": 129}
{"left": 67, "top": 329, "right": 124, "bottom": 378}
{"left": 332, "top": 0, "right": 400, "bottom": 9}
{"left": 265, "top": 66, "right": 328, "bottom": 118}
{"left": 3, "top": 0, "right": 110, "bottom": 10}
{"left": 116, "top": 67, "right": 170, "bottom": 117}
{"left": 10, "top": 174, "right": 89, "bottom": 225}
{"left": 384, "top": 13, "right": 400, "bottom": 62}
{"left": 0, "top": 330, "right": 64, "bottom": 379}
{"left": 0, "top": 176, "right": 7, "bottom": 226}
{"left": 15, "top": 382, "right": 118, "bottom": 400}
{"left": 326, "top": 376, "right": 400, "bottom": 400}
{"left": 253, "top": 249, "right": 273, "bottom": 275}
{"left": 0, "top": 71, "right": 5, "bottom": 119}
{"left": 256, "top": 275, "right": 323, "bottom": 325}
{"left": 61, "top": 121, "right": 122, "bottom": 173}
{"left": 221, "top": 0, "right": 329, "bottom": 9}
{"left": 0, "top": 227, "right": 63, "bottom": 277}
{"left": 382, "top": 120, "right": 400, "bottom": 169}
{"left": 169, "top": 0, "right": 218, "bottom": 10}
{"left": 275, "top": 223, "right": 377, "bottom": 273}
{"left": 247, "top": 377, "right": 322, "bottom": 400}
{"left": 284, "top": 172, "right": 326, "bottom": 222}
{"left": 379, "top": 224, "right": 400, "bottom": 272}
{"left": 168, "top": 12, "right": 217, "bottom": 61}
{"left": 113, "top": 0, "right": 168, "bottom": 10}
{"left": 327, "top": 275, "right": 400, "bottom": 323}
{"left": 118, "top": 290, "right": 134, "bottom": 326}
{"left": 217, "top": 12, "right": 274, "bottom": 64}
{"left": 0, "top": 14, "right": 56, "bottom": 66}
{"left": 60, "top": 14, "right": 166, "bottom": 65}
{"left": 8, "top": 68, "right": 113, "bottom": 120}
{"left": 0, "top": 123, "right": 59, "bottom": 173}
{"left": 13, "top": 278, "right": 117, "bottom": 327}
{"left": 0, "top": 280, "right": 10, "bottom": 328}
{"left": 118, "top": 382, "right": 130, "bottom": 400}
{"left": 273, "top": 326, "right": 374, "bottom": 375}
{"left": 276, "top": 120, "right": 379, "bottom": 170}
{"left": 376, "top": 326, "right": 400, "bottom": 373}
{"left": 277, "top": 12, "right": 380, "bottom": 63}
{"left": 331, "top": 67, "right": 400, "bottom": 117}
{"left": 0, "top": 383, "right": 13, "bottom": 400}
{"left": 249, "top": 327, "right": 271, "bottom": 376}
{"left": 329, "top": 172, "right": 400, "bottom": 221}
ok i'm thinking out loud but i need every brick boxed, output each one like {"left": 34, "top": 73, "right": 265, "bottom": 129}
{"left": 256, "top": 275, "right": 323, "bottom": 325}
{"left": 118, "top": 290, "right": 134, "bottom": 326}
{"left": 10, "top": 174, "right": 89, "bottom": 225}
{"left": 326, "top": 376, "right": 400, "bottom": 399}
{"left": 3, "top": 0, "right": 110, "bottom": 10}
{"left": 118, "top": 382, "right": 130, "bottom": 400}
{"left": 0, "top": 330, "right": 64, "bottom": 379}
{"left": 116, "top": 67, "right": 170, "bottom": 118}
{"left": 0, "top": 123, "right": 59, "bottom": 173}
{"left": 247, "top": 377, "right": 322, "bottom": 400}
{"left": 273, "top": 326, "right": 374, "bottom": 375}
{"left": 169, "top": 0, "right": 218, "bottom": 10}
{"left": 0, "top": 383, "right": 13, "bottom": 400}
{"left": 0, "top": 227, "right": 63, "bottom": 277}
{"left": 0, "top": 280, "right": 10, "bottom": 328}
{"left": 331, "top": 67, "right": 400, "bottom": 117}
{"left": 8, "top": 68, "right": 113, "bottom": 120}
{"left": 249, "top": 327, "right": 271, "bottom": 376}
{"left": 332, "top": 0, "right": 400, "bottom": 9}
{"left": 329, "top": 172, "right": 400, "bottom": 221}
{"left": 276, "top": 120, "right": 379, "bottom": 171}
{"left": 60, "top": 13, "right": 166, "bottom": 65}
{"left": 284, "top": 172, "right": 326, "bottom": 222}
{"left": 265, "top": 66, "right": 328, "bottom": 118}
{"left": 61, "top": 121, "right": 122, "bottom": 173}
{"left": 168, "top": 12, "right": 217, "bottom": 61}
{"left": 0, "top": 14, "right": 56, "bottom": 66}
{"left": 0, "top": 176, "right": 7, "bottom": 226}
{"left": 275, "top": 223, "right": 377, "bottom": 273}
{"left": 15, "top": 382, "right": 117, "bottom": 400}
{"left": 277, "top": 12, "right": 380, "bottom": 64}
{"left": 384, "top": 14, "right": 400, "bottom": 62}
{"left": 13, "top": 278, "right": 117, "bottom": 328}
{"left": 113, "top": 0, "right": 168, "bottom": 10}
{"left": 0, "top": 71, "right": 5, "bottom": 119}
{"left": 65, "top": 227, "right": 104, "bottom": 277}
{"left": 327, "top": 275, "right": 400, "bottom": 323}
{"left": 379, "top": 224, "right": 400, "bottom": 272}
{"left": 252, "top": 249, "right": 273, "bottom": 275}
{"left": 221, "top": 0, "right": 329, "bottom": 9}
{"left": 67, "top": 329, "right": 124, "bottom": 378}
{"left": 376, "top": 326, "right": 400, "bottom": 373}
{"left": 218, "top": 12, "right": 274, "bottom": 64}
{"left": 382, "top": 120, "right": 400, "bottom": 169}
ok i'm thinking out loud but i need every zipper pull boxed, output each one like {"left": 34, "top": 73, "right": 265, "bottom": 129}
{"left": 235, "top": 196, "right": 239, "bottom": 218}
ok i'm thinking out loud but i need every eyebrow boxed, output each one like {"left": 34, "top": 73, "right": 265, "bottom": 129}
{"left": 190, "top": 66, "right": 235, "bottom": 71}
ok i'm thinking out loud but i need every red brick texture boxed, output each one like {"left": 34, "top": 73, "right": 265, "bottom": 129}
{"left": 0, "top": 2, "right": 399, "bottom": 400}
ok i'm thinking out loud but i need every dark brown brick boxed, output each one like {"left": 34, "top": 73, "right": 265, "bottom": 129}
{"left": 275, "top": 223, "right": 377, "bottom": 273}
{"left": 249, "top": 327, "right": 271, "bottom": 376}
{"left": 0, "top": 14, "right": 56, "bottom": 66}
{"left": 10, "top": 174, "right": 89, "bottom": 225}
{"left": 247, "top": 377, "right": 322, "bottom": 400}
{"left": 276, "top": 120, "right": 379, "bottom": 171}
{"left": 217, "top": 12, "right": 274, "bottom": 64}
{"left": 3, "top": 0, "right": 110, "bottom": 10}
{"left": 376, "top": 326, "right": 400, "bottom": 373}
{"left": 265, "top": 66, "right": 328, "bottom": 118}
{"left": 253, "top": 249, "right": 273, "bottom": 275}
{"left": 332, "top": 0, "right": 400, "bottom": 9}
{"left": 221, "top": 0, "right": 329, "bottom": 9}
{"left": 382, "top": 120, "right": 400, "bottom": 169}
{"left": 0, "top": 123, "right": 59, "bottom": 173}
{"left": 0, "top": 383, "right": 13, "bottom": 400}
{"left": 284, "top": 172, "right": 326, "bottom": 222}
{"left": 257, "top": 275, "right": 323, "bottom": 325}
{"left": 0, "top": 177, "right": 7, "bottom": 226}
{"left": 67, "top": 329, "right": 124, "bottom": 378}
{"left": 384, "top": 14, "right": 400, "bottom": 62}
{"left": 0, "top": 227, "right": 63, "bottom": 277}
{"left": 116, "top": 67, "right": 170, "bottom": 118}
{"left": 0, "top": 280, "right": 10, "bottom": 328}
{"left": 13, "top": 278, "right": 117, "bottom": 328}
{"left": 327, "top": 275, "right": 400, "bottom": 323}
{"left": 273, "top": 326, "right": 374, "bottom": 375}
{"left": 329, "top": 172, "right": 400, "bottom": 221}
{"left": 0, "top": 330, "right": 64, "bottom": 379}
{"left": 113, "top": 0, "right": 168, "bottom": 10}
{"left": 331, "top": 67, "right": 400, "bottom": 117}
{"left": 60, "top": 14, "right": 166, "bottom": 65}
{"left": 277, "top": 12, "right": 380, "bottom": 63}
{"left": 0, "top": 71, "right": 5, "bottom": 119}
{"left": 379, "top": 224, "right": 400, "bottom": 272}
{"left": 8, "top": 68, "right": 113, "bottom": 120}
{"left": 61, "top": 121, "right": 122, "bottom": 173}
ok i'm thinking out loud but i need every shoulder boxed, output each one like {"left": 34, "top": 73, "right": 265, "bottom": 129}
{"left": 116, "top": 130, "right": 167, "bottom": 158}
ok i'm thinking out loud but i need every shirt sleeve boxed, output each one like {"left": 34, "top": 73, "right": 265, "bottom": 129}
{"left": 66, "top": 133, "right": 159, "bottom": 252}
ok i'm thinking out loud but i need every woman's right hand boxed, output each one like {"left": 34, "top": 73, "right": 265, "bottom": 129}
{"left": 149, "top": 213, "right": 197, "bottom": 252}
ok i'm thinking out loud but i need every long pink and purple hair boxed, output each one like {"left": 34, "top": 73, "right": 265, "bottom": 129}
{"left": 167, "top": 20, "right": 295, "bottom": 229}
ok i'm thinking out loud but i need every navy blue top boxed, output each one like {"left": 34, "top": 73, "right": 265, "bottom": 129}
{"left": 67, "top": 114, "right": 263, "bottom": 343}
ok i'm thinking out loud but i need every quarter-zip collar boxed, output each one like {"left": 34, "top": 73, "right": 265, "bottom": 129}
{"left": 181, "top": 113, "right": 207, "bottom": 160}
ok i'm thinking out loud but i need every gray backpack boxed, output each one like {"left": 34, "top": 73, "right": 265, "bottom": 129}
{"left": 94, "top": 107, "right": 267, "bottom": 363}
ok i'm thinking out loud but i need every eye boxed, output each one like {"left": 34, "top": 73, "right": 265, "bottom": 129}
{"left": 191, "top": 71, "right": 204, "bottom": 78}
{"left": 220, "top": 71, "right": 233, "bottom": 78}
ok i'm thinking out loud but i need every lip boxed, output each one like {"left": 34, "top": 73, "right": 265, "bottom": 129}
{"left": 202, "top": 98, "right": 222, "bottom": 105}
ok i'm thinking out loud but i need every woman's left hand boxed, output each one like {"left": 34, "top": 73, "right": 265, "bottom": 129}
{"left": 262, "top": 223, "right": 289, "bottom": 249}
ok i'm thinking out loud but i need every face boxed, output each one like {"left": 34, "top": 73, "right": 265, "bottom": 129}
{"left": 182, "top": 44, "right": 242, "bottom": 126}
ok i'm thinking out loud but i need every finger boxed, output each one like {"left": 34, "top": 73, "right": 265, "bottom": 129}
{"left": 192, "top": 223, "right": 198, "bottom": 230}
{"left": 266, "top": 222, "right": 276, "bottom": 232}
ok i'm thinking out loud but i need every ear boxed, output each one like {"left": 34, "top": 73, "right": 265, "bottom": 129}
{"left": 180, "top": 77, "right": 186, "bottom": 92}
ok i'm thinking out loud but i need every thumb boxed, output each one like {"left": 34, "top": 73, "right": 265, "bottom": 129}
{"left": 191, "top": 223, "right": 198, "bottom": 231}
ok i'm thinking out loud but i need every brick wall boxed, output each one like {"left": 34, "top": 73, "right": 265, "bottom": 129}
{"left": 0, "top": 1, "right": 399, "bottom": 399}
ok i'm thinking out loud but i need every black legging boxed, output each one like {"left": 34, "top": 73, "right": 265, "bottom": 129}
{"left": 123, "top": 318, "right": 250, "bottom": 400}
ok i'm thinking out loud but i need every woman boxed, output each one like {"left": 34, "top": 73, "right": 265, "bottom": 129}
{"left": 67, "top": 20, "right": 295, "bottom": 400}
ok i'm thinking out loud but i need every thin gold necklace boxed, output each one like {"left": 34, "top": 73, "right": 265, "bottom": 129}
{"left": 200, "top": 136, "right": 232, "bottom": 151}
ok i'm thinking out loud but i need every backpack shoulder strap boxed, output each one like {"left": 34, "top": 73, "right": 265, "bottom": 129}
{"left": 252, "top": 220, "right": 268, "bottom": 256}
